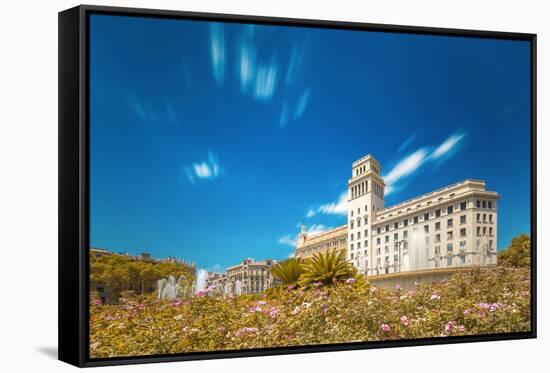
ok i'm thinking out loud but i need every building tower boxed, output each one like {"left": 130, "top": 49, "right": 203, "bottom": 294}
{"left": 347, "top": 154, "right": 385, "bottom": 275}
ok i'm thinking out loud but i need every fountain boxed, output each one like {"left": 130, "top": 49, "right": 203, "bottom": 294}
{"left": 224, "top": 281, "right": 232, "bottom": 295}
{"left": 195, "top": 269, "right": 208, "bottom": 295}
{"left": 157, "top": 274, "right": 188, "bottom": 299}
{"left": 407, "top": 228, "right": 429, "bottom": 271}
{"left": 235, "top": 279, "right": 242, "bottom": 296}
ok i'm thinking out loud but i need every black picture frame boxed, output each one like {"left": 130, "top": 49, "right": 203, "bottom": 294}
{"left": 58, "top": 4, "right": 537, "bottom": 368}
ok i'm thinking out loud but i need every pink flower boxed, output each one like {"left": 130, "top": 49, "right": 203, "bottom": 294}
{"left": 380, "top": 323, "right": 391, "bottom": 333}
{"left": 287, "top": 285, "right": 295, "bottom": 290}
{"left": 476, "top": 302, "right": 503, "bottom": 312}
{"left": 250, "top": 305, "right": 263, "bottom": 313}
{"left": 268, "top": 307, "right": 279, "bottom": 318}
{"left": 313, "top": 281, "right": 323, "bottom": 287}
{"left": 431, "top": 293, "right": 441, "bottom": 300}
{"left": 235, "top": 327, "right": 259, "bottom": 337}
{"left": 256, "top": 301, "right": 267, "bottom": 306}
{"left": 400, "top": 315, "right": 410, "bottom": 327}
{"left": 407, "top": 290, "right": 416, "bottom": 297}
{"left": 457, "top": 324, "right": 465, "bottom": 332}
{"left": 90, "top": 298, "right": 103, "bottom": 306}
{"left": 395, "top": 284, "right": 403, "bottom": 291}
{"left": 346, "top": 278, "right": 356, "bottom": 284}
{"left": 463, "top": 309, "right": 471, "bottom": 316}
{"left": 445, "top": 320, "right": 457, "bottom": 334}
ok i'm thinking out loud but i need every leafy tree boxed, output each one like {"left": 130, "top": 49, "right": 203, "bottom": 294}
{"left": 298, "top": 250, "right": 356, "bottom": 287}
{"left": 498, "top": 234, "right": 531, "bottom": 267}
{"left": 271, "top": 258, "right": 304, "bottom": 285}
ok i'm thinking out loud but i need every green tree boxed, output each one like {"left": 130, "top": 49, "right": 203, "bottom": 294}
{"left": 498, "top": 233, "right": 531, "bottom": 267}
{"left": 299, "top": 250, "right": 356, "bottom": 287}
{"left": 271, "top": 258, "right": 304, "bottom": 285}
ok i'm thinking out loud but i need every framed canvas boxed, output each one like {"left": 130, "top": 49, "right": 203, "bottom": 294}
{"left": 58, "top": 4, "right": 537, "bottom": 367}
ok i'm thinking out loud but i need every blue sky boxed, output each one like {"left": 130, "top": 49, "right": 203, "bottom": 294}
{"left": 89, "top": 14, "right": 532, "bottom": 272}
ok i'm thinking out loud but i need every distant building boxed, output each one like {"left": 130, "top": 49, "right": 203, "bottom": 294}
{"left": 226, "top": 258, "right": 278, "bottom": 294}
{"left": 90, "top": 247, "right": 111, "bottom": 257}
{"left": 294, "top": 154, "right": 499, "bottom": 276}
{"left": 295, "top": 224, "right": 347, "bottom": 259}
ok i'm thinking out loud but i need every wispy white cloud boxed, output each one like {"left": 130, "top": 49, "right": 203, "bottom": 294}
{"left": 398, "top": 134, "right": 416, "bottom": 152}
{"left": 253, "top": 63, "right": 278, "bottom": 101}
{"left": 293, "top": 88, "right": 310, "bottom": 120}
{"left": 431, "top": 132, "right": 466, "bottom": 160}
{"left": 210, "top": 24, "right": 225, "bottom": 85}
{"left": 384, "top": 131, "right": 467, "bottom": 195}
{"left": 384, "top": 148, "right": 429, "bottom": 195}
{"left": 307, "top": 192, "right": 348, "bottom": 218}
{"left": 285, "top": 46, "right": 304, "bottom": 85}
{"left": 128, "top": 95, "right": 148, "bottom": 120}
{"left": 239, "top": 43, "right": 257, "bottom": 92}
{"left": 184, "top": 151, "right": 221, "bottom": 184}
{"left": 278, "top": 224, "right": 331, "bottom": 247}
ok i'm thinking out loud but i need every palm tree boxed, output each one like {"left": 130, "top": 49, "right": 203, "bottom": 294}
{"left": 271, "top": 257, "right": 304, "bottom": 285}
{"left": 298, "top": 250, "right": 356, "bottom": 288}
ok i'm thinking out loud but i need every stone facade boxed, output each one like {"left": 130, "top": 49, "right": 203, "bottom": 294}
{"left": 295, "top": 224, "right": 347, "bottom": 259}
{"left": 294, "top": 154, "right": 499, "bottom": 277}
{"left": 225, "top": 258, "right": 279, "bottom": 294}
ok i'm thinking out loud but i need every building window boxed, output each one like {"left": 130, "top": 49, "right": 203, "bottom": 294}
{"left": 435, "top": 222, "right": 441, "bottom": 230}
{"left": 447, "top": 243, "right": 453, "bottom": 252}
{"left": 357, "top": 242, "right": 361, "bottom": 249}
{"left": 358, "top": 207, "right": 361, "bottom": 215}
{"left": 447, "top": 231, "right": 453, "bottom": 240}
{"left": 447, "top": 218, "right": 453, "bottom": 227}
{"left": 413, "top": 216, "right": 419, "bottom": 224}
{"left": 377, "top": 237, "right": 381, "bottom": 245}
{"left": 365, "top": 217, "right": 368, "bottom": 225}
{"left": 350, "top": 221, "right": 354, "bottom": 229}
{"left": 394, "top": 233, "right": 398, "bottom": 240}
{"left": 358, "top": 231, "right": 361, "bottom": 239}
{"left": 460, "top": 202, "right": 467, "bottom": 210}
{"left": 365, "top": 205, "right": 368, "bottom": 212}
{"left": 365, "top": 240, "right": 368, "bottom": 247}
{"left": 460, "top": 228, "right": 466, "bottom": 237}
{"left": 377, "top": 227, "right": 381, "bottom": 234}
{"left": 477, "top": 200, "right": 481, "bottom": 208}
{"left": 394, "top": 222, "right": 398, "bottom": 229}
{"left": 377, "top": 247, "right": 381, "bottom": 255}
{"left": 435, "top": 209, "right": 441, "bottom": 217}
{"left": 357, "top": 219, "right": 361, "bottom": 227}
{"left": 351, "top": 253, "right": 354, "bottom": 259}
{"left": 424, "top": 224, "right": 429, "bottom": 233}
{"left": 476, "top": 213, "right": 481, "bottom": 222}
{"left": 351, "top": 244, "right": 354, "bottom": 250}
{"left": 435, "top": 245, "right": 441, "bottom": 255}
{"left": 385, "top": 235, "right": 389, "bottom": 243}
{"left": 477, "top": 227, "right": 481, "bottom": 236}
{"left": 403, "top": 230, "right": 408, "bottom": 238}
{"left": 424, "top": 213, "right": 429, "bottom": 221}
{"left": 488, "top": 201, "right": 493, "bottom": 209}
{"left": 489, "top": 214, "right": 493, "bottom": 222}
{"left": 483, "top": 214, "right": 487, "bottom": 222}
{"left": 385, "top": 225, "right": 390, "bottom": 232}
{"left": 350, "top": 234, "right": 354, "bottom": 241}
{"left": 482, "top": 200, "right": 487, "bottom": 208}
{"left": 435, "top": 233, "right": 441, "bottom": 242}
{"left": 403, "top": 219, "right": 408, "bottom": 227}
{"left": 460, "top": 240, "right": 466, "bottom": 250}
{"left": 448, "top": 206, "right": 453, "bottom": 214}
{"left": 489, "top": 227, "right": 493, "bottom": 236}
{"left": 460, "top": 215, "right": 466, "bottom": 224}
{"left": 364, "top": 229, "right": 368, "bottom": 236}
{"left": 394, "top": 254, "right": 398, "bottom": 262}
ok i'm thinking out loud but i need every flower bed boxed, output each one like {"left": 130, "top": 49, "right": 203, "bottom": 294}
{"left": 90, "top": 266, "right": 531, "bottom": 358}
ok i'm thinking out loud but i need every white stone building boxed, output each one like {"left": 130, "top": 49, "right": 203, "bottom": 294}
{"left": 295, "top": 154, "right": 499, "bottom": 276}
{"left": 348, "top": 154, "right": 498, "bottom": 275}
